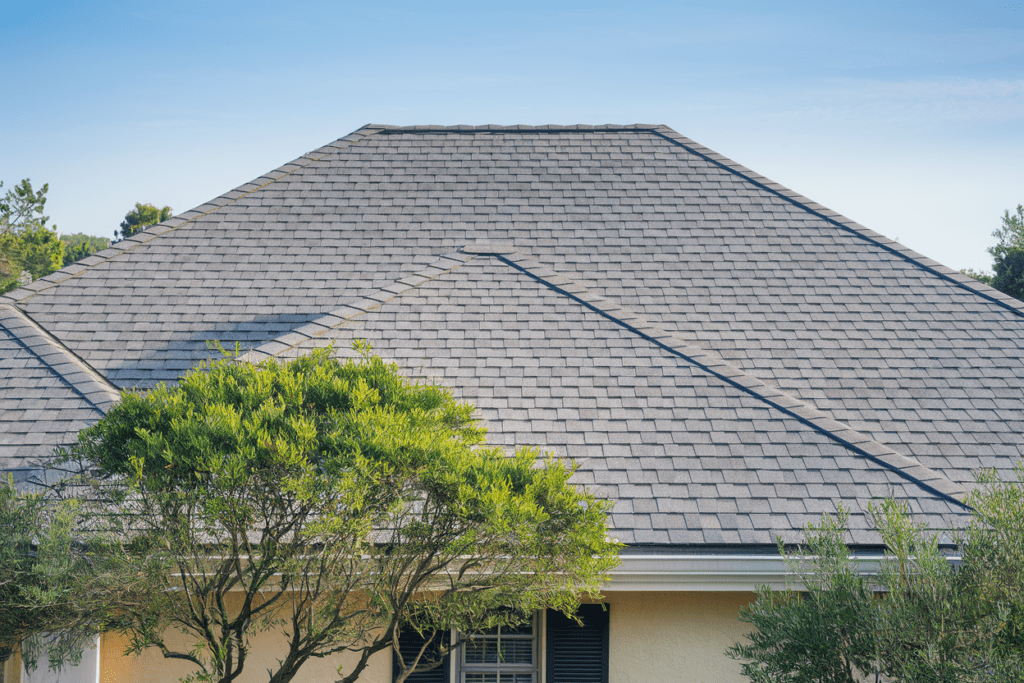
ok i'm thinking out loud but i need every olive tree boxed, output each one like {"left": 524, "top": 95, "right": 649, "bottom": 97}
{"left": 0, "top": 477, "right": 103, "bottom": 672}
{"left": 728, "top": 467, "right": 1024, "bottom": 683}
{"left": 63, "top": 344, "right": 618, "bottom": 683}
{"left": 726, "top": 509, "right": 883, "bottom": 683}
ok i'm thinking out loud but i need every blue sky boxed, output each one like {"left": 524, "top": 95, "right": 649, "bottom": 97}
{"left": 2, "top": 0, "right": 1022, "bottom": 271}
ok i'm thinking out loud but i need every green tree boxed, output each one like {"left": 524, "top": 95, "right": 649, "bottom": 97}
{"left": 728, "top": 475, "right": 1024, "bottom": 683}
{"left": 63, "top": 344, "right": 618, "bottom": 683}
{"left": 871, "top": 499, "right": 1014, "bottom": 683}
{"left": 959, "top": 267, "right": 992, "bottom": 287}
{"left": 60, "top": 233, "right": 110, "bottom": 267}
{"left": 0, "top": 477, "right": 104, "bottom": 673}
{"left": 963, "top": 205, "right": 1024, "bottom": 300}
{"left": 987, "top": 205, "right": 1024, "bottom": 300}
{"left": 726, "top": 509, "right": 882, "bottom": 683}
{"left": 0, "top": 179, "right": 64, "bottom": 294}
{"left": 115, "top": 202, "right": 171, "bottom": 241}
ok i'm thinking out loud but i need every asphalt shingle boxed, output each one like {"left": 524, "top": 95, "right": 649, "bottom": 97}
{"left": 269, "top": 257, "right": 970, "bottom": 545}
{"left": 2, "top": 123, "right": 1018, "bottom": 545}
{"left": 0, "top": 305, "right": 118, "bottom": 481}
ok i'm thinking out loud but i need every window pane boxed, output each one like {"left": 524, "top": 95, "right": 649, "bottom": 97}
{"left": 465, "top": 639, "right": 498, "bottom": 664}
{"left": 498, "top": 638, "right": 532, "bottom": 665}
{"left": 502, "top": 674, "right": 534, "bottom": 683}
{"left": 458, "top": 615, "right": 537, "bottom": 682}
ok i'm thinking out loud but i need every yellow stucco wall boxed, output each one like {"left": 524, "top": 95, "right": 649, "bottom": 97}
{"left": 99, "top": 629, "right": 391, "bottom": 683}
{"left": 3, "top": 647, "right": 22, "bottom": 683}
{"left": 604, "top": 591, "right": 755, "bottom": 683}
{"left": 95, "top": 591, "right": 755, "bottom": 682}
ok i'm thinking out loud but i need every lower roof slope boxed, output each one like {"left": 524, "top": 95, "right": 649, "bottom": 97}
{"left": 259, "top": 253, "right": 969, "bottom": 546}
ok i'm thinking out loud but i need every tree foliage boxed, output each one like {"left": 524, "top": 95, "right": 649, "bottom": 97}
{"left": 116, "top": 202, "right": 171, "bottom": 241}
{"left": 729, "top": 470, "right": 1024, "bottom": 683}
{"left": 726, "top": 509, "right": 882, "bottom": 683}
{"left": 0, "top": 477, "right": 104, "bottom": 672}
{"left": 62, "top": 344, "right": 618, "bottom": 683}
{"left": 869, "top": 497, "right": 1021, "bottom": 682}
{"left": 0, "top": 179, "right": 63, "bottom": 293}
{"left": 963, "top": 205, "right": 1024, "bottom": 300}
{"left": 60, "top": 233, "right": 110, "bottom": 267}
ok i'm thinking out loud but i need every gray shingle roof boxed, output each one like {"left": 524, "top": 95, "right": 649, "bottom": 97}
{"left": 2, "top": 123, "right": 1019, "bottom": 545}
{"left": 250, "top": 253, "right": 969, "bottom": 545}
{"left": 0, "top": 304, "right": 119, "bottom": 483}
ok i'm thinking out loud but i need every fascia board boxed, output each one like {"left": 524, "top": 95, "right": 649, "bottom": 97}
{"left": 605, "top": 554, "right": 931, "bottom": 592}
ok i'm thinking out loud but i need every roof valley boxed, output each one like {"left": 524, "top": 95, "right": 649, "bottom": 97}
{"left": 487, "top": 249, "right": 969, "bottom": 509}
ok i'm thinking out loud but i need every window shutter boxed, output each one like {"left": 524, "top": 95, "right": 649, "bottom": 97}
{"left": 545, "top": 604, "right": 609, "bottom": 683}
{"left": 394, "top": 628, "right": 451, "bottom": 683}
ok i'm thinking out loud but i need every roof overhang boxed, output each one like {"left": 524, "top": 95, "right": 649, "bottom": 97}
{"left": 606, "top": 553, "right": 937, "bottom": 592}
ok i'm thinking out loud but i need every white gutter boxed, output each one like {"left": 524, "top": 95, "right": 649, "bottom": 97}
{"left": 607, "top": 554, "right": 899, "bottom": 592}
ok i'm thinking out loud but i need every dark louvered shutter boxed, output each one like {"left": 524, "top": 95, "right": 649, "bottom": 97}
{"left": 394, "top": 628, "right": 450, "bottom": 683}
{"left": 545, "top": 604, "right": 609, "bottom": 683}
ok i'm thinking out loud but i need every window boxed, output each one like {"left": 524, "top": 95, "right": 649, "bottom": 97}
{"left": 394, "top": 605, "right": 608, "bottom": 683}
{"left": 458, "top": 616, "right": 538, "bottom": 683}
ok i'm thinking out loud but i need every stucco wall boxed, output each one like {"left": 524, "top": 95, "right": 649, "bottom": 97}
{"left": 99, "top": 629, "right": 390, "bottom": 683}
{"left": 93, "top": 591, "right": 754, "bottom": 683}
{"left": 4, "top": 648, "right": 22, "bottom": 683}
{"left": 605, "top": 591, "right": 755, "bottom": 683}
{"left": 23, "top": 640, "right": 99, "bottom": 683}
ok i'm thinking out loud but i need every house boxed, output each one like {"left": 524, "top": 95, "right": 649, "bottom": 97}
{"left": 2, "top": 124, "right": 1022, "bottom": 683}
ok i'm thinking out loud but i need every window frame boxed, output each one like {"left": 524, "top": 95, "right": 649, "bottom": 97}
{"left": 455, "top": 613, "right": 541, "bottom": 683}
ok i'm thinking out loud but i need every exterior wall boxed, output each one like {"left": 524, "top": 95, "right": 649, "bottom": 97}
{"left": 3, "top": 648, "right": 23, "bottom": 683}
{"left": 4, "top": 637, "right": 101, "bottom": 683}
{"left": 99, "top": 630, "right": 390, "bottom": 683}
{"left": 605, "top": 591, "right": 755, "bottom": 683}
{"left": 90, "top": 590, "right": 755, "bottom": 683}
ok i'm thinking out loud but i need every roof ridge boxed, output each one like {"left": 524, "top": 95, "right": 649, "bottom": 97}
{"left": 648, "top": 125, "right": 1024, "bottom": 319}
{"left": 0, "top": 127, "right": 387, "bottom": 306}
{"left": 236, "top": 250, "right": 475, "bottom": 364}
{"left": 0, "top": 304, "right": 121, "bottom": 414}
{"left": 367, "top": 123, "right": 663, "bottom": 133}
{"left": 471, "top": 246, "right": 969, "bottom": 510}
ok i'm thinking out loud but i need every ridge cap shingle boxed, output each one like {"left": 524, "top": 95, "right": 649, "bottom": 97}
{"left": 0, "top": 303, "right": 121, "bottom": 413}
{"left": 371, "top": 123, "right": 663, "bottom": 132}
{"left": 648, "top": 126, "right": 1024, "bottom": 319}
{"left": 236, "top": 251, "right": 474, "bottom": 364}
